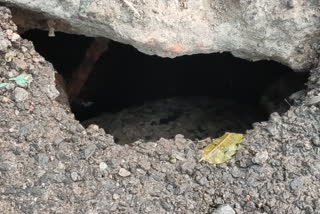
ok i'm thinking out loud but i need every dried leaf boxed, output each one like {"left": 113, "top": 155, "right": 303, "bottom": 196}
{"left": 200, "top": 132, "right": 243, "bottom": 164}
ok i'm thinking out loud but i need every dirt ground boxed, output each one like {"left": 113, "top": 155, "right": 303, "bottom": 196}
{"left": 1, "top": 6, "right": 320, "bottom": 214}
{"left": 82, "top": 96, "right": 262, "bottom": 144}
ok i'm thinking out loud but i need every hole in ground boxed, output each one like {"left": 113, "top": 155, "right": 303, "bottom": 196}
{"left": 22, "top": 30, "right": 309, "bottom": 144}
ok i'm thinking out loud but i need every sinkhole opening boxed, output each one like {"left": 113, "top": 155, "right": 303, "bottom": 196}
{"left": 22, "top": 30, "right": 309, "bottom": 144}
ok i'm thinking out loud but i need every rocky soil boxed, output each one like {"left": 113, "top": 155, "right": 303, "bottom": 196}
{"left": 1, "top": 6, "right": 320, "bottom": 214}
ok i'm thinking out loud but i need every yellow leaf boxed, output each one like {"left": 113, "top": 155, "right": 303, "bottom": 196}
{"left": 200, "top": 132, "right": 243, "bottom": 164}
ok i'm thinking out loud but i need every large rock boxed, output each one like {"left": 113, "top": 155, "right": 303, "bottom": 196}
{"left": 0, "top": 0, "right": 319, "bottom": 70}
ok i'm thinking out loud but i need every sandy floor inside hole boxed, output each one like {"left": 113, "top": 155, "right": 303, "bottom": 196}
{"left": 83, "top": 96, "right": 262, "bottom": 144}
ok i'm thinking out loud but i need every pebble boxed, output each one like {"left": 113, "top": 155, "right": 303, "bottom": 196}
{"left": 113, "top": 193, "right": 120, "bottom": 200}
{"left": 175, "top": 134, "right": 186, "bottom": 144}
{"left": 37, "top": 153, "right": 49, "bottom": 166}
{"left": 5, "top": 52, "right": 16, "bottom": 63}
{"left": 118, "top": 168, "right": 131, "bottom": 177}
{"left": 306, "top": 96, "right": 320, "bottom": 105}
{"left": 6, "top": 29, "right": 12, "bottom": 36}
{"left": 170, "top": 158, "right": 177, "bottom": 164}
{"left": 230, "top": 167, "right": 242, "bottom": 178}
{"left": 13, "top": 87, "right": 29, "bottom": 102}
{"left": 21, "top": 46, "right": 28, "bottom": 53}
{"left": 84, "top": 144, "right": 97, "bottom": 160}
{"left": 265, "top": 124, "right": 279, "bottom": 136}
{"left": 9, "top": 126, "right": 15, "bottom": 132}
{"left": 10, "top": 33, "right": 20, "bottom": 42}
{"left": 211, "top": 204, "right": 235, "bottom": 214}
{"left": 252, "top": 151, "right": 269, "bottom": 165}
{"left": 2, "top": 97, "right": 9, "bottom": 103}
{"left": 0, "top": 162, "right": 9, "bottom": 171}
{"left": 138, "top": 159, "right": 151, "bottom": 170}
{"left": 71, "top": 172, "right": 80, "bottom": 181}
{"left": 87, "top": 124, "right": 100, "bottom": 132}
{"left": 0, "top": 31, "right": 10, "bottom": 52}
{"left": 13, "top": 58, "right": 28, "bottom": 71}
{"left": 7, "top": 70, "right": 18, "bottom": 78}
{"left": 290, "top": 176, "right": 305, "bottom": 194}
{"left": 289, "top": 90, "right": 305, "bottom": 100}
{"left": 99, "top": 162, "right": 108, "bottom": 170}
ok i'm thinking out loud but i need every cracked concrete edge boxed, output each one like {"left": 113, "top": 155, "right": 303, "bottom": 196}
{"left": 0, "top": 0, "right": 319, "bottom": 70}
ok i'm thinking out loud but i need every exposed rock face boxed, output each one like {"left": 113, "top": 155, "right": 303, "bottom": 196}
{"left": 0, "top": 0, "right": 319, "bottom": 70}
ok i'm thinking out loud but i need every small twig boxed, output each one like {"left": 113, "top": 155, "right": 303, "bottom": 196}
{"left": 284, "top": 98, "right": 291, "bottom": 107}
{"left": 122, "top": 0, "right": 140, "bottom": 17}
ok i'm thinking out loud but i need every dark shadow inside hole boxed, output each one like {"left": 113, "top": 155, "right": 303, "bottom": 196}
{"left": 21, "top": 30, "right": 309, "bottom": 144}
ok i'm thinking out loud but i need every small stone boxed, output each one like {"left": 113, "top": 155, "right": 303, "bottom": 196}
{"left": 286, "top": 0, "right": 294, "bottom": 8}
{"left": 252, "top": 151, "right": 269, "bottom": 165}
{"left": 170, "top": 158, "right": 177, "bottom": 164}
{"left": 113, "top": 193, "right": 120, "bottom": 200}
{"left": 269, "top": 112, "right": 281, "bottom": 122}
{"left": 0, "top": 162, "right": 9, "bottom": 171}
{"left": 211, "top": 204, "right": 235, "bottom": 214}
{"left": 37, "top": 153, "right": 49, "bottom": 167}
{"left": 0, "top": 32, "right": 11, "bottom": 52}
{"left": 11, "top": 33, "right": 20, "bottom": 42}
{"left": 196, "top": 176, "right": 208, "bottom": 186}
{"left": 87, "top": 124, "right": 100, "bottom": 132}
{"left": 119, "top": 168, "right": 131, "bottom": 177}
{"left": 175, "top": 134, "right": 186, "bottom": 143}
{"left": 173, "top": 152, "right": 186, "bottom": 161}
{"left": 2, "top": 97, "right": 9, "bottom": 103}
{"left": 138, "top": 159, "right": 151, "bottom": 170}
{"left": 13, "top": 59, "right": 28, "bottom": 71}
{"left": 99, "top": 162, "right": 108, "bottom": 170}
{"left": 304, "top": 141, "right": 313, "bottom": 150}
{"left": 14, "top": 87, "right": 29, "bottom": 102}
{"left": 160, "top": 198, "right": 173, "bottom": 212}
{"left": 306, "top": 96, "right": 320, "bottom": 106}
{"left": 290, "top": 176, "right": 305, "bottom": 193}
{"left": 311, "top": 135, "right": 320, "bottom": 146}
{"left": 32, "top": 56, "right": 44, "bottom": 63}
{"left": 265, "top": 124, "right": 279, "bottom": 136}
{"left": 46, "top": 84, "right": 60, "bottom": 99}
{"left": 84, "top": 144, "right": 97, "bottom": 160}
{"left": 230, "top": 167, "right": 242, "bottom": 178}
{"left": 71, "top": 172, "right": 80, "bottom": 181}
{"left": 7, "top": 70, "right": 18, "bottom": 78}
{"left": 21, "top": 46, "right": 28, "bottom": 53}
{"left": 186, "top": 201, "right": 195, "bottom": 210}
{"left": 6, "top": 29, "right": 13, "bottom": 36}
{"left": 4, "top": 51, "right": 16, "bottom": 62}
{"left": 289, "top": 90, "right": 305, "bottom": 100}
